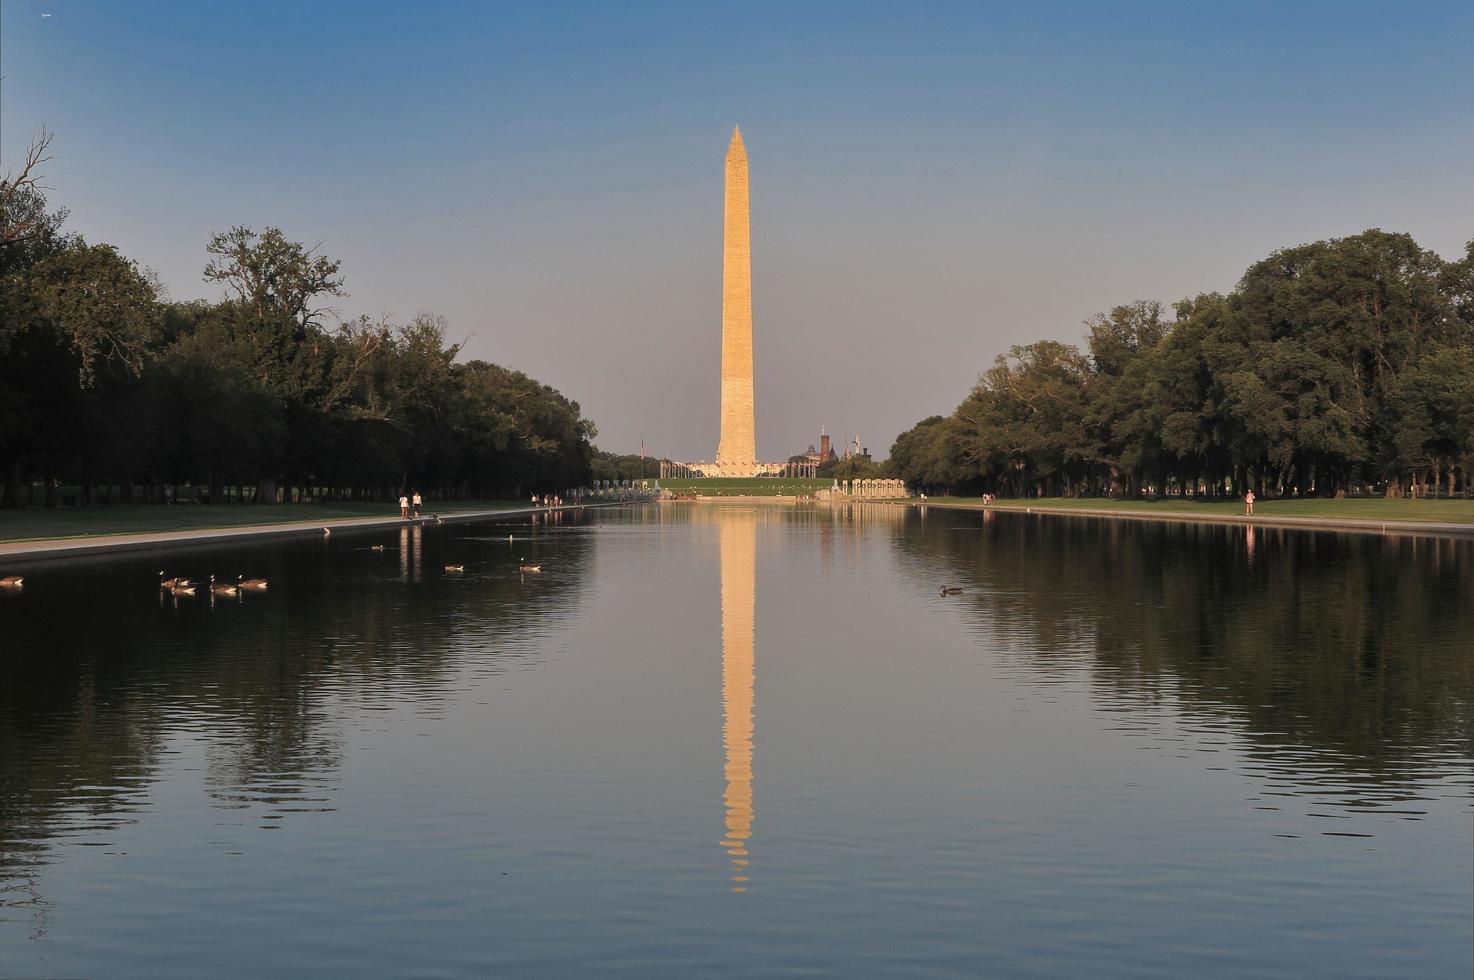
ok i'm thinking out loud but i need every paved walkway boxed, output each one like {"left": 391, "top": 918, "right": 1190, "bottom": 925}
{"left": 0, "top": 504, "right": 619, "bottom": 563}
{"left": 908, "top": 500, "right": 1474, "bottom": 538}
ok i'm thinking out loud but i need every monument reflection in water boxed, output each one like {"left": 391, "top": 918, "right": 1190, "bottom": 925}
{"left": 718, "top": 509, "right": 757, "bottom": 891}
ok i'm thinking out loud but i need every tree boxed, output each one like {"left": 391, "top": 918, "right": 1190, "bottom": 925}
{"left": 890, "top": 229, "right": 1472, "bottom": 500}
{"left": 0, "top": 128, "right": 59, "bottom": 252}
{"left": 31, "top": 242, "right": 162, "bottom": 385}
{"left": 1387, "top": 344, "right": 1474, "bottom": 497}
{"left": 953, "top": 342, "right": 1095, "bottom": 496}
{"left": 887, "top": 415, "right": 961, "bottom": 492}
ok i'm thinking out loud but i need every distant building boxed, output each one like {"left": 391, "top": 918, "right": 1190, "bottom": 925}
{"left": 790, "top": 427, "right": 839, "bottom": 471}
{"left": 841, "top": 434, "right": 870, "bottom": 462}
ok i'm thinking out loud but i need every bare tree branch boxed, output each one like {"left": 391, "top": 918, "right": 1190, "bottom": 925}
{"left": 0, "top": 127, "right": 58, "bottom": 247}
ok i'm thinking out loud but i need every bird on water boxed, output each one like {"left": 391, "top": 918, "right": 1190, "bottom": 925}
{"left": 445, "top": 564, "right": 465, "bottom": 573}
{"left": 237, "top": 575, "right": 269, "bottom": 592}
{"left": 0, "top": 575, "right": 24, "bottom": 588}
{"left": 209, "top": 574, "right": 239, "bottom": 596}
{"left": 519, "top": 559, "right": 542, "bottom": 574}
{"left": 939, "top": 585, "right": 963, "bottom": 596}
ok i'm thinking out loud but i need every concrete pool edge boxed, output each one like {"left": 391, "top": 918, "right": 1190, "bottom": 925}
{"left": 871, "top": 499, "right": 1474, "bottom": 539}
{"left": 0, "top": 502, "right": 634, "bottom": 563}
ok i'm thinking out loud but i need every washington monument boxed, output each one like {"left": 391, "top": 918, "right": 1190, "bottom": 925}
{"left": 716, "top": 126, "right": 757, "bottom": 472}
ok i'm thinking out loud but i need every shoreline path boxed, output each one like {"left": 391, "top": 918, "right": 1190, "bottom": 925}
{"left": 0, "top": 503, "right": 618, "bottom": 563}
{"left": 901, "top": 499, "right": 1474, "bottom": 539}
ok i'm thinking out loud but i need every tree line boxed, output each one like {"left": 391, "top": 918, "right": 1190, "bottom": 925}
{"left": 889, "top": 229, "right": 1474, "bottom": 498}
{"left": 1, "top": 132, "right": 596, "bottom": 508}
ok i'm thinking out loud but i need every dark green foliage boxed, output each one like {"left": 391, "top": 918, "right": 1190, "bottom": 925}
{"left": 0, "top": 190, "right": 595, "bottom": 507}
{"left": 592, "top": 451, "right": 660, "bottom": 484}
{"left": 888, "top": 230, "right": 1474, "bottom": 499}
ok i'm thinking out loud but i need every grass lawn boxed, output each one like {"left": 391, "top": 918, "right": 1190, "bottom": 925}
{"left": 0, "top": 500, "right": 531, "bottom": 543}
{"left": 660, "top": 477, "right": 831, "bottom": 497}
{"left": 929, "top": 496, "right": 1474, "bottom": 525}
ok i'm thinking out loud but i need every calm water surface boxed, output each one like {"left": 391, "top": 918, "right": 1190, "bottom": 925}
{"left": 1, "top": 503, "right": 1470, "bottom": 977}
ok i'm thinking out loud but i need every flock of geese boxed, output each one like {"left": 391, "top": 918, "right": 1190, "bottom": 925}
{"left": 157, "top": 551, "right": 544, "bottom": 596}
{"left": 443, "top": 559, "right": 544, "bottom": 574}
{"left": 158, "top": 571, "right": 269, "bottom": 597}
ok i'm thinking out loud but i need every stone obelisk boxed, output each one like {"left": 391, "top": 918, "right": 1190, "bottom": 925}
{"left": 716, "top": 126, "right": 756, "bottom": 472}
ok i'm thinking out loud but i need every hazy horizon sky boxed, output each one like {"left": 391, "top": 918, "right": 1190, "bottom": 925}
{"left": 4, "top": 1, "right": 1472, "bottom": 460}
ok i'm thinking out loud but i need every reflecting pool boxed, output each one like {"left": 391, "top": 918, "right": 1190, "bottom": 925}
{"left": 1, "top": 503, "right": 1470, "bottom": 977}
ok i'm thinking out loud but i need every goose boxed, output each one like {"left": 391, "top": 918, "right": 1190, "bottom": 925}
{"left": 159, "top": 571, "right": 192, "bottom": 589}
{"left": 370, "top": 544, "right": 386, "bottom": 552}
{"left": 209, "top": 574, "right": 239, "bottom": 596}
{"left": 237, "top": 575, "right": 269, "bottom": 592}
{"left": 444, "top": 563, "right": 465, "bottom": 573}
{"left": 169, "top": 583, "right": 197, "bottom": 597}
{"left": 0, "top": 575, "right": 24, "bottom": 588}
{"left": 939, "top": 585, "right": 963, "bottom": 596}
{"left": 518, "top": 559, "right": 542, "bottom": 574}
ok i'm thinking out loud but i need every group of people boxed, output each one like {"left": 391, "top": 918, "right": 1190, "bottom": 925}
{"left": 394, "top": 489, "right": 583, "bottom": 520}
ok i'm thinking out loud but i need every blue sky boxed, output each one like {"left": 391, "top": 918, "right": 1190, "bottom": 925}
{"left": 4, "top": 1, "right": 1472, "bottom": 458}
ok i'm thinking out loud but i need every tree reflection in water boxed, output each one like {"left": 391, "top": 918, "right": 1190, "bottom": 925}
{"left": 890, "top": 507, "right": 1473, "bottom": 806}
{"left": 0, "top": 520, "right": 594, "bottom": 933}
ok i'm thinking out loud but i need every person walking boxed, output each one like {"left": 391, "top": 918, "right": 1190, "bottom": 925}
{"left": 1244, "top": 489, "right": 1256, "bottom": 516}
{"left": 412, "top": 491, "right": 422, "bottom": 518}
{"left": 399, "top": 494, "right": 410, "bottom": 519}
